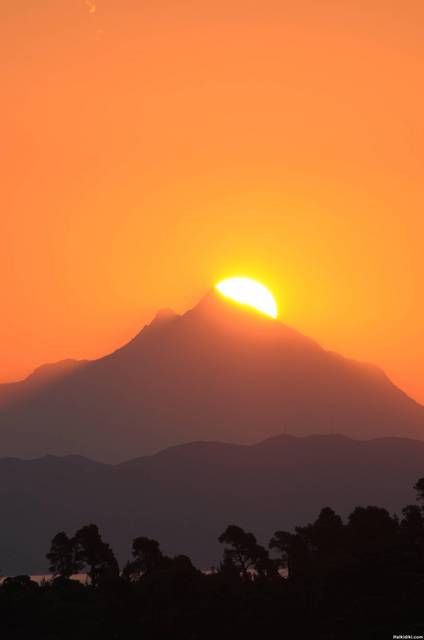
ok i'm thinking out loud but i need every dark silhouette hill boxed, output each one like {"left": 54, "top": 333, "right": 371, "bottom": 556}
{"left": 0, "top": 289, "right": 423, "bottom": 461}
{"left": 0, "top": 434, "right": 423, "bottom": 575}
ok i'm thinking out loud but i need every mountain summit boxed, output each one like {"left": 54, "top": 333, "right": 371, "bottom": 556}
{"left": 0, "top": 289, "right": 423, "bottom": 461}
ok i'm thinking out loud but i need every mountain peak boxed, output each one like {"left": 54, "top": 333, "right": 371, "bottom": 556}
{"left": 0, "top": 289, "right": 423, "bottom": 461}
{"left": 187, "top": 286, "right": 278, "bottom": 327}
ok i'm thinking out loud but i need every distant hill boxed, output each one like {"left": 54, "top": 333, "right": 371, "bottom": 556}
{"left": 0, "top": 290, "right": 423, "bottom": 461}
{"left": 0, "top": 434, "right": 423, "bottom": 574}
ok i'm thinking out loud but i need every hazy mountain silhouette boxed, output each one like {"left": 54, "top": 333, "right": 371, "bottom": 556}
{"left": 0, "top": 434, "right": 423, "bottom": 574}
{"left": 0, "top": 358, "right": 87, "bottom": 406}
{"left": 0, "top": 289, "right": 423, "bottom": 461}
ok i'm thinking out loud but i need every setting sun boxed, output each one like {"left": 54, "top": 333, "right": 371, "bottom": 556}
{"left": 215, "top": 277, "right": 278, "bottom": 319}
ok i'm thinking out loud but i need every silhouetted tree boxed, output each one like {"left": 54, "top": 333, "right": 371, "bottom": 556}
{"left": 218, "top": 552, "right": 242, "bottom": 580}
{"left": 218, "top": 525, "right": 276, "bottom": 578}
{"left": 252, "top": 543, "right": 279, "bottom": 578}
{"left": 270, "top": 529, "right": 309, "bottom": 578}
{"left": 218, "top": 525, "right": 256, "bottom": 577}
{"left": 123, "top": 536, "right": 166, "bottom": 581}
{"left": 346, "top": 506, "right": 398, "bottom": 553}
{"left": 74, "top": 524, "right": 119, "bottom": 586}
{"left": 414, "top": 477, "right": 424, "bottom": 506}
{"left": 401, "top": 505, "right": 424, "bottom": 536}
{"left": 133, "top": 536, "right": 164, "bottom": 574}
{"left": 166, "top": 554, "right": 199, "bottom": 582}
{"left": 296, "top": 507, "right": 344, "bottom": 553}
{"left": 46, "top": 531, "right": 81, "bottom": 579}
{"left": 2, "top": 575, "right": 38, "bottom": 593}
{"left": 271, "top": 508, "right": 345, "bottom": 579}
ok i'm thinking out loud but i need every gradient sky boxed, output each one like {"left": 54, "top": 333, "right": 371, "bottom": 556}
{"left": 2, "top": 1, "right": 424, "bottom": 403}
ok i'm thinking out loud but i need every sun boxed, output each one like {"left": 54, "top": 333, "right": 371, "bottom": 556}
{"left": 215, "top": 277, "right": 278, "bottom": 319}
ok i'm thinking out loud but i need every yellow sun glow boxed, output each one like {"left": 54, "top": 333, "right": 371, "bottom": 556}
{"left": 215, "top": 277, "right": 278, "bottom": 319}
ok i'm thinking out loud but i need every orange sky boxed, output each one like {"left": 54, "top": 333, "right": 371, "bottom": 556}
{"left": 1, "top": 1, "right": 424, "bottom": 403}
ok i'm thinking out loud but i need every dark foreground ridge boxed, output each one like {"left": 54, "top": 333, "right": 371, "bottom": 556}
{"left": 3, "top": 478, "right": 424, "bottom": 639}
{"left": 1, "top": 433, "right": 424, "bottom": 574}
{"left": 0, "top": 290, "right": 423, "bottom": 461}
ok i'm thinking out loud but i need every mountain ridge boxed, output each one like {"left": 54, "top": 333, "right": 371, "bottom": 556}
{"left": 0, "top": 432, "right": 423, "bottom": 574}
{"left": 2, "top": 431, "right": 422, "bottom": 466}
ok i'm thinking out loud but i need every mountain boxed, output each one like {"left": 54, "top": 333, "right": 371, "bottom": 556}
{"left": 0, "top": 434, "right": 423, "bottom": 575}
{"left": 0, "top": 290, "right": 423, "bottom": 461}
{"left": 0, "top": 359, "right": 86, "bottom": 405}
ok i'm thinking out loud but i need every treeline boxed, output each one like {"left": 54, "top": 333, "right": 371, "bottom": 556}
{"left": 3, "top": 478, "right": 424, "bottom": 638}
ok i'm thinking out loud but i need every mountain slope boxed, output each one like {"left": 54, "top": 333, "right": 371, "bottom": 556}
{"left": 0, "top": 434, "right": 423, "bottom": 574}
{"left": 0, "top": 290, "right": 423, "bottom": 461}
